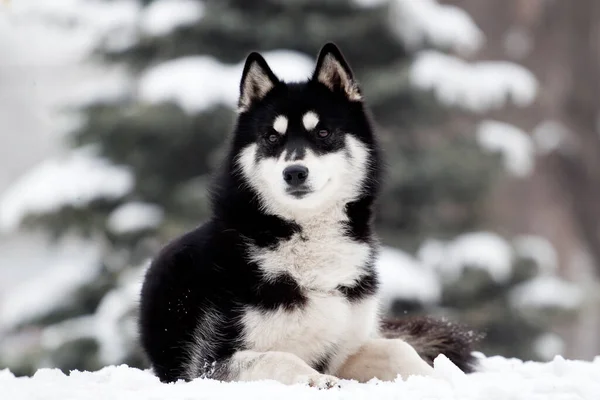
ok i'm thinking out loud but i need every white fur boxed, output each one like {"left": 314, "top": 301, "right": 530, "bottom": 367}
{"left": 241, "top": 293, "right": 352, "bottom": 368}
{"left": 243, "top": 203, "right": 376, "bottom": 370}
{"left": 273, "top": 115, "right": 288, "bottom": 134}
{"left": 231, "top": 351, "right": 339, "bottom": 388}
{"left": 316, "top": 54, "right": 362, "bottom": 101}
{"left": 302, "top": 111, "right": 319, "bottom": 131}
{"left": 238, "top": 62, "right": 276, "bottom": 113}
{"left": 237, "top": 135, "right": 369, "bottom": 222}
{"left": 327, "top": 297, "right": 381, "bottom": 373}
{"left": 185, "top": 308, "right": 225, "bottom": 380}
{"left": 336, "top": 338, "right": 435, "bottom": 382}
{"left": 248, "top": 208, "right": 372, "bottom": 289}
{"left": 234, "top": 131, "right": 431, "bottom": 385}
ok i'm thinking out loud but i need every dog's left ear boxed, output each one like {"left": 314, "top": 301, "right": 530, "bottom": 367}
{"left": 238, "top": 52, "right": 280, "bottom": 113}
{"left": 312, "top": 43, "right": 362, "bottom": 101}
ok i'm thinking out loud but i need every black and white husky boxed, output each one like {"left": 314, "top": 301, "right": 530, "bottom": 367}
{"left": 139, "top": 43, "right": 480, "bottom": 388}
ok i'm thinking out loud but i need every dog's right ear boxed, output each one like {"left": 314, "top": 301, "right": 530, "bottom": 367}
{"left": 238, "top": 52, "right": 279, "bottom": 113}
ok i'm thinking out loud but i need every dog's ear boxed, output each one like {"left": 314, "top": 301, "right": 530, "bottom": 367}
{"left": 238, "top": 52, "right": 279, "bottom": 113}
{"left": 312, "top": 43, "right": 362, "bottom": 101}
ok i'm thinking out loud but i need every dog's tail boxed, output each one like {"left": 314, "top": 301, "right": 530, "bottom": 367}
{"left": 380, "top": 316, "right": 484, "bottom": 373}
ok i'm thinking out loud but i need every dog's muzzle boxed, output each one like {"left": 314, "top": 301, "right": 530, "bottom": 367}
{"left": 283, "top": 165, "right": 308, "bottom": 187}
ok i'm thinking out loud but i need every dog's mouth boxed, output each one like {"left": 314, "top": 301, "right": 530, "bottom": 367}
{"left": 286, "top": 186, "right": 312, "bottom": 199}
{"left": 285, "top": 179, "right": 331, "bottom": 199}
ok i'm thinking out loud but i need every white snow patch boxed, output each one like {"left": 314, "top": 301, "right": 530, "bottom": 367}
{"left": 411, "top": 51, "right": 538, "bottom": 113}
{"left": 29, "top": 262, "right": 149, "bottom": 365}
{"left": 0, "top": 237, "right": 101, "bottom": 332}
{"left": 510, "top": 275, "right": 584, "bottom": 311}
{"left": 40, "top": 315, "right": 96, "bottom": 352}
{"left": 3, "top": 0, "right": 142, "bottom": 55}
{"left": 94, "top": 262, "right": 148, "bottom": 364}
{"left": 418, "top": 232, "right": 514, "bottom": 284}
{"left": 533, "top": 333, "right": 565, "bottom": 361}
{"left": 513, "top": 235, "right": 559, "bottom": 273}
{"left": 140, "top": 0, "right": 204, "bottom": 37}
{"left": 0, "top": 147, "right": 134, "bottom": 233}
{"left": 503, "top": 26, "right": 533, "bottom": 59}
{"left": 59, "top": 67, "right": 133, "bottom": 108}
{"left": 390, "top": 0, "right": 484, "bottom": 55}
{"left": 138, "top": 50, "right": 314, "bottom": 113}
{"left": 375, "top": 246, "right": 441, "bottom": 308}
{"left": 107, "top": 202, "right": 164, "bottom": 235}
{"left": 477, "top": 120, "right": 534, "bottom": 177}
{"left": 2, "top": 355, "right": 600, "bottom": 399}
{"left": 532, "top": 120, "right": 569, "bottom": 155}
{"left": 352, "top": 0, "right": 388, "bottom": 7}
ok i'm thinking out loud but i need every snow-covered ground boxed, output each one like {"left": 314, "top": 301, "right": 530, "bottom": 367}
{"left": 2, "top": 354, "right": 599, "bottom": 400}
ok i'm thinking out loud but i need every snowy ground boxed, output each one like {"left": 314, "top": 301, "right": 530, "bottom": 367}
{"left": 2, "top": 354, "right": 599, "bottom": 400}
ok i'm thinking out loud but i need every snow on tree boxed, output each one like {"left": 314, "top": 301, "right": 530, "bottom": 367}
{"left": 0, "top": 0, "right": 581, "bottom": 376}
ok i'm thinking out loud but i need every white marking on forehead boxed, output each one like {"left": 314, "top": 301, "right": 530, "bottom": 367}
{"left": 302, "top": 111, "right": 319, "bottom": 131}
{"left": 273, "top": 115, "right": 288, "bottom": 134}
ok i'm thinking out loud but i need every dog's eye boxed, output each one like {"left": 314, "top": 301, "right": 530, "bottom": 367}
{"left": 317, "top": 130, "right": 330, "bottom": 138}
{"left": 267, "top": 134, "right": 279, "bottom": 143}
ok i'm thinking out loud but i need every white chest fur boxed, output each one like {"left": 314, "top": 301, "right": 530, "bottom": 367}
{"left": 242, "top": 210, "right": 381, "bottom": 371}
{"left": 241, "top": 292, "right": 380, "bottom": 372}
{"left": 247, "top": 210, "right": 373, "bottom": 291}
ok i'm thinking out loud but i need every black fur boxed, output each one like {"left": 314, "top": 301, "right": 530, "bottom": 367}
{"left": 337, "top": 268, "right": 379, "bottom": 302}
{"left": 138, "top": 42, "right": 479, "bottom": 385}
{"left": 380, "top": 316, "right": 484, "bottom": 373}
{"left": 139, "top": 43, "right": 383, "bottom": 383}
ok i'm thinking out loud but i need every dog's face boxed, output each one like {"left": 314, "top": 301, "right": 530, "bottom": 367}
{"left": 233, "top": 43, "right": 375, "bottom": 219}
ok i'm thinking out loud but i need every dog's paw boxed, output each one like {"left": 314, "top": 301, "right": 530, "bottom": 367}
{"left": 297, "top": 373, "right": 340, "bottom": 389}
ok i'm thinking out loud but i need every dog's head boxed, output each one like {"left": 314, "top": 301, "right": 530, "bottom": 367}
{"left": 231, "top": 43, "right": 379, "bottom": 220}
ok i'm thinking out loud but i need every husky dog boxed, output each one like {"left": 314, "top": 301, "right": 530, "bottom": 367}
{"left": 139, "top": 43, "right": 480, "bottom": 388}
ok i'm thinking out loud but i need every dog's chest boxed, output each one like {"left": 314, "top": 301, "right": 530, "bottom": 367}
{"left": 241, "top": 293, "right": 379, "bottom": 371}
{"left": 249, "top": 218, "right": 372, "bottom": 291}
{"left": 242, "top": 217, "right": 377, "bottom": 369}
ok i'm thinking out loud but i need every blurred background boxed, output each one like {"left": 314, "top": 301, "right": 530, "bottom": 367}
{"left": 1, "top": 0, "right": 600, "bottom": 376}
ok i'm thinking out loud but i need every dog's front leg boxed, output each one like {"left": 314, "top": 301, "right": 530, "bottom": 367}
{"left": 223, "top": 350, "right": 340, "bottom": 389}
{"left": 335, "top": 338, "right": 434, "bottom": 382}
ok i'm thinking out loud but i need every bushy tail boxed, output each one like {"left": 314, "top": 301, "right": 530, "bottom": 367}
{"left": 380, "top": 316, "right": 484, "bottom": 373}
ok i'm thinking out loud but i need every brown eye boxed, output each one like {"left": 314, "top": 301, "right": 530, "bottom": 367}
{"left": 318, "top": 129, "right": 330, "bottom": 138}
{"left": 267, "top": 134, "right": 279, "bottom": 143}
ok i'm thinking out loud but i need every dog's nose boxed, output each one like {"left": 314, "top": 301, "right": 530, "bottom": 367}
{"left": 283, "top": 165, "right": 309, "bottom": 186}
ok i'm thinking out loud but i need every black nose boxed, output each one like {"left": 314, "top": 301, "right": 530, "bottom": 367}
{"left": 283, "top": 165, "right": 309, "bottom": 186}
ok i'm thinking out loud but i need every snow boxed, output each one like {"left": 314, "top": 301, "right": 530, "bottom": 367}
{"left": 533, "top": 333, "right": 565, "bottom": 361}
{"left": 140, "top": 0, "right": 204, "bottom": 37}
{"left": 0, "top": 237, "right": 100, "bottom": 332}
{"left": 389, "top": 0, "right": 484, "bottom": 55}
{"left": 107, "top": 202, "right": 164, "bottom": 235}
{"left": 0, "top": 0, "right": 133, "bottom": 157}
{"left": 375, "top": 246, "right": 441, "bottom": 308}
{"left": 351, "top": 0, "right": 388, "bottom": 8}
{"left": 3, "top": 0, "right": 141, "bottom": 55}
{"left": 477, "top": 120, "right": 535, "bottom": 177}
{"left": 418, "top": 232, "right": 514, "bottom": 284}
{"left": 513, "top": 235, "right": 559, "bottom": 273}
{"left": 1, "top": 262, "right": 150, "bottom": 368}
{"left": 0, "top": 147, "right": 134, "bottom": 233}
{"left": 40, "top": 315, "right": 97, "bottom": 353}
{"left": 532, "top": 120, "right": 569, "bottom": 155}
{"left": 138, "top": 50, "right": 315, "bottom": 113}
{"left": 94, "top": 263, "right": 147, "bottom": 364}
{"left": 503, "top": 27, "right": 534, "bottom": 59}
{"left": 510, "top": 275, "right": 585, "bottom": 311}
{"left": 410, "top": 51, "right": 538, "bottom": 113}
{"left": 2, "top": 355, "right": 600, "bottom": 399}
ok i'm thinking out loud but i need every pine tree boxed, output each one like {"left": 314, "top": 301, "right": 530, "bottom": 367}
{"left": 0, "top": 0, "right": 576, "bottom": 375}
